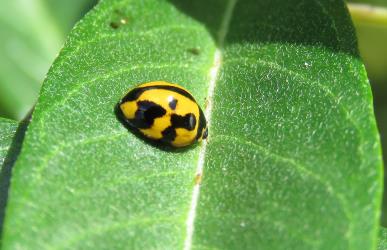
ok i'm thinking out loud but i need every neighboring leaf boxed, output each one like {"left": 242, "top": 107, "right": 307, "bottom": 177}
{"left": 0, "top": 0, "right": 96, "bottom": 120}
{"left": 44, "top": 0, "right": 98, "bottom": 34}
{"left": 371, "top": 80, "right": 387, "bottom": 227}
{"left": 0, "top": 117, "right": 26, "bottom": 236}
{"left": 379, "top": 227, "right": 387, "bottom": 250}
{"left": 348, "top": 3, "right": 387, "bottom": 83}
{"left": 348, "top": 2, "right": 387, "bottom": 227}
{"left": 2, "top": 0, "right": 382, "bottom": 250}
{"left": 0, "top": 118, "right": 18, "bottom": 169}
{"left": 349, "top": 0, "right": 387, "bottom": 7}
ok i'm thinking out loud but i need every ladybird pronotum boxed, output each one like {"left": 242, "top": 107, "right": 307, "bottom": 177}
{"left": 118, "top": 81, "right": 208, "bottom": 147}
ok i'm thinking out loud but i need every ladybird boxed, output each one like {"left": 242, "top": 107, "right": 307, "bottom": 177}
{"left": 118, "top": 81, "right": 208, "bottom": 147}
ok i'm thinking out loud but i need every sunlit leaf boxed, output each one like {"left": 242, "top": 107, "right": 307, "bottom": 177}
{"left": 0, "top": 118, "right": 18, "bottom": 168}
{"left": 378, "top": 227, "right": 387, "bottom": 250}
{"left": 0, "top": 117, "right": 22, "bottom": 236}
{"left": 2, "top": 0, "right": 382, "bottom": 249}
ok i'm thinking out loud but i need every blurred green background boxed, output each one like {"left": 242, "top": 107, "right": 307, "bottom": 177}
{"left": 0, "top": 0, "right": 97, "bottom": 120}
{"left": 0, "top": 0, "right": 386, "bottom": 224}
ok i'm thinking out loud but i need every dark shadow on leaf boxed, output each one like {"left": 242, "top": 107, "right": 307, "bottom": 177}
{"left": 168, "top": 0, "right": 359, "bottom": 57}
{"left": 114, "top": 103, "right": 197, "bottom": 153}
{"left": 372, "top": 82, "right": 387, "bottom": 226}
{"left": 0, "top": 120, "right": 29, "bottom": 239}
{"left": 168, "top": 0, "right": 225, "bottom": 45}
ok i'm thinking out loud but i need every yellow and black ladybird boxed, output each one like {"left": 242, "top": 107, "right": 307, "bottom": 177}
{"left": 118, "top": 81, "right": 208, "bottom": 147}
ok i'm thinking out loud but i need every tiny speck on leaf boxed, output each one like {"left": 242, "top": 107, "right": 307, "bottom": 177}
{"left": 187, "top": 48, "right": 200, "bottom": 55}
{"left": 195, "top": 173, "right": 202, "bottom": 185}
{"left": 110, "top": 22, "right": 119, "bottom": 29}
{"left": 110, "top": 9, "right": 129, "bottom": 29}
{"left": 120, "top": 18, "right": 128, "bottom": 24}
{"left": 109, "top": 18, "right": 128, "bottom": 29}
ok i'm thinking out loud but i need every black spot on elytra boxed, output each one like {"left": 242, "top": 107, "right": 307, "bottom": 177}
{"left": 171, "top": 113, "right": 196, "bottom": 131}
{"left": 129, "top": 101, "right": 166, "bottom": 129}
{"left": 161, "top": 126, "right": 176, "bottom": 143}
{"left": 160, "top": 113, "right": 196, "bottom": 144}
{"left": 169, "top": 98, "right": 177, "bottom": 110}
{"left": 115, "top": 103, "right": 195, "bottom": 152}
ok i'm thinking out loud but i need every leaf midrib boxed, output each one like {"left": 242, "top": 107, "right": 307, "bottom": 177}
{"left": 183, "top": 0, "right": 238, "bottom": 249}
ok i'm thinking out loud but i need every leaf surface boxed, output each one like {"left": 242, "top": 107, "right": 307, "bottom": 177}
{"left": 0, "top": 117, "right": 21, "bottom": 235}
{"left": 190, "top": 1, "right": 382, "bottom": 249}
{"left": 2, "top": 0, "right": 382, "bottom": 249}
{"left": 0, "top": 118, "right": 18, "bottom": 169}
{"left": 379, "top": 227, "right": 387, "bottom": 250}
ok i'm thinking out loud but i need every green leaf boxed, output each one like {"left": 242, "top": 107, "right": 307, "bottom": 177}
{"left": 2, "top": 0, "right": 382, "bottom": 249}
{"left": 349, "top": 0, "right": 387, "bottom": 8}
{"left": 0, "top": 117, "right": 26, "bottom": 235}
{"left": 378, "top": 227, "right": 387, "bottom": 250}
{"left": 0, "top": 118, "right": 18, "bottom": 170}
{"left": 0, "top": 0, "right": 96, "bottom": 120}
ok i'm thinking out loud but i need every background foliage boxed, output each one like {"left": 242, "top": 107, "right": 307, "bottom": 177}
{"left": 0, "top": 0, "right": 97, "bottom": 120}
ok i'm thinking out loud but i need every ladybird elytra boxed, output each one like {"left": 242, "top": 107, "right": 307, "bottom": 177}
{"left": 118, "top": 81, "right": 208, "bottom": 147}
